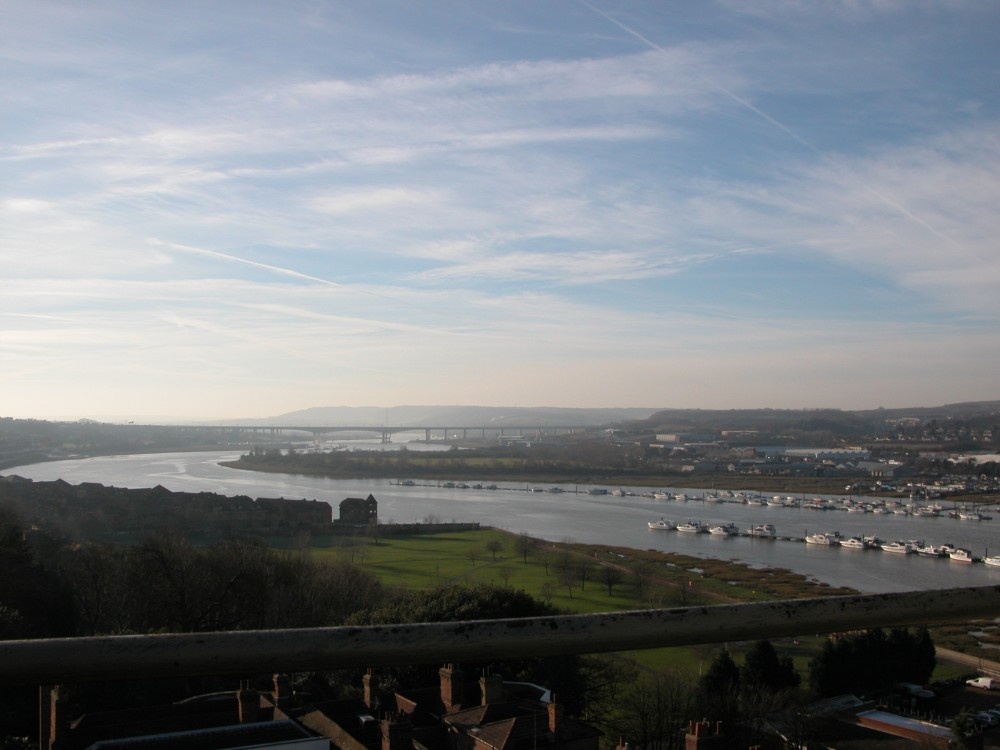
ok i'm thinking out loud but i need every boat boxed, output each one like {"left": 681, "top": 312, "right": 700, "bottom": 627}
{"left": 840, "top": 536, "right": 871, "bottom": 550}
{"left": 983, "top": 555, "right": 1000, "bottom": 567}
{"left": 805, "top": 532, "right": 840, "bottom": 546}
{"left": 958, "top": 510, "right": 983, "bottom": 521}
{"left": 708, "top": 523, "right": 739, "bottom": 536}
{"left": 647, "top": 518, "right": 676, "bottom": 530}
{"left": 747, "top": 523, "right": 776, "bottom": 538}
{"left": 676, "top": 521, "right": 704, "bottom": 533}
{"left": 949, "top": 548, "right": 973, "bottom": 563}
{"left": 880, "top": 540, "right": 913, "bottom": 554}
{"left": 651, "top": 491, "right": 669, "bottom": 500}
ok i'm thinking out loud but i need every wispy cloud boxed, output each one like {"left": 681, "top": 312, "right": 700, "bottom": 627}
{"left": 3, "top": 0, "right": 998, "bottom": 417}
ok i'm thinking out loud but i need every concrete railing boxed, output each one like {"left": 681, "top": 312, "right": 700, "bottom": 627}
{"left": 3, "top": 585, "right": 999, "bottom": 685}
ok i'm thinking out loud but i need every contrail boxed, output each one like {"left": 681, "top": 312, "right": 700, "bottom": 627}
{"left": 149, "top": 239, "right": 347, "bottom": 288}
{"left": 578, "top": 0, "right": 967, "bottom": 252}
{"left": 578, "top": 0, "right": 817, "bottom": 154}
{"left": 148, "top": 239, "right": 397, "bottom": 300}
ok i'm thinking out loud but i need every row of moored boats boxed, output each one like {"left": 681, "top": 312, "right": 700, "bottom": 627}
{"left": 646, "top": 518, "right": 1000, "bottom": 566}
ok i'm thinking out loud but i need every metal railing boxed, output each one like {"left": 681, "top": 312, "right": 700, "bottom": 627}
{"left": 3, "top": 585, "right": 998, "bottom": 685}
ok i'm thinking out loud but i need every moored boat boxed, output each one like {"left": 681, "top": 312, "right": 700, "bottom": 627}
{"left": 983, "top": 555, "right": 1000, "bottom": 567}
{"left": 647, "top": 518, "right": 676, "bottom": 530}
{"left": 880, "top": 540, "right": 913, "bottom": 554}
{"left": 840, "top": 536, "right": 871, "bottom": 550}
{"left": 949, "top": 548, "right": 973, "bottom": 563}
{"left": 676, "top": 521, "right": 704, "bottom": 533}
{"left": 805, "top": 531, "right": 840, "bottom": 546}
{"left": 708, "top": 523, "right": 739, "bottom": 536}
{"left": 747, "top": 523, "right": 776, "bottom": 538}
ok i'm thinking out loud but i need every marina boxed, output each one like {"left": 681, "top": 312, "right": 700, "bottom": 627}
{"left": 5, "top": 450, "right": 1000, "bottom": 594}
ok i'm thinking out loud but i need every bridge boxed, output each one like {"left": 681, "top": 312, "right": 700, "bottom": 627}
{"left": 198, "top": 424, "right": 594, "bottom": 444}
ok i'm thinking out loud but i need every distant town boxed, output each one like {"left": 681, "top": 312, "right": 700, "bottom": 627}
{"left": 3, "top": 402, "right": 999, "bottom": 502}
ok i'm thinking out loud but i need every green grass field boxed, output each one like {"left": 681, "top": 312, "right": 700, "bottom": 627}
{"left": 308, "top": 527, "right": 972, "bottom": 682}
{"left": 309, "top": 527, "right": 843, "bottom": 677}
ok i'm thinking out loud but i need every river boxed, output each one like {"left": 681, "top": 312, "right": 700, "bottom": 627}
{"left": 5, "top": 450, "right": 1000, "bottom": 594}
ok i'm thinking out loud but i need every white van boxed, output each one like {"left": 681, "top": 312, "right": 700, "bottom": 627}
{"left": 966, "top": 676, "right": 997, "bottom": 690}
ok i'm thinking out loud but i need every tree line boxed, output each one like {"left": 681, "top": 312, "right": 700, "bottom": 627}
{"left": 1, "top": 504, "right": 938, "bottom": 750}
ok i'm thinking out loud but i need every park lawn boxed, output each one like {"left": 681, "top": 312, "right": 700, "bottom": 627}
{"left": 308, "top": 528, "right": 953, "bottom": 682}
{"left": 313, "top": 528, "right": 639, "bottom": 613}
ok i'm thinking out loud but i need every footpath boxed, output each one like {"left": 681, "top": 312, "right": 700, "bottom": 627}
{"left": 937, "top": 646, "right": 1000, "bottom": 677}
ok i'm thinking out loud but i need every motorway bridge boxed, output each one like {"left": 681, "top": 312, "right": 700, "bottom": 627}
{"left": 200, "top": 424, "right": 595, "bottom": 444}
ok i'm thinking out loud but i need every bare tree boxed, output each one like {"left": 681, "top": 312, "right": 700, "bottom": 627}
{"left": 485, "top": 539, "right": 504, "bottom": 561}
{"left": 606, "top": 671, "right": 695, "bottom": 750}
{"left": 600, "top": 564, "right": 624, "bottom": 597}
{"left": 539, "top": 581, "right": 555, "bottom": 603}
{"left": 514, "top": 532, "right": 534, "bottom": 562}
{"left": 466, "top": 547, "right": 481, "bottom": 567}
{"left": 557, "top": 564, "right": 576, "bottom": 598}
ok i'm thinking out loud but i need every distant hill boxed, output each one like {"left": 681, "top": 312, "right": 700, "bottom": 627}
{"left": 639, "top": 401, "right": 1000, "bottom": 435}
{"left": 227, "top": 405, "right": 659, "bottom": 428}
{"left": 218, "top": 401, "right": 1000, "bottom": 431}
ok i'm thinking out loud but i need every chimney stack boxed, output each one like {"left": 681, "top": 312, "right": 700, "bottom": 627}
{"left": 46, "top": 684, "right": 72, "bottom": 750}
{"left": 272, "top": 673, "right": 292, "bottom": 709}
{"left": 685, "top": 720, "right": 724, "bottom": 750}
{"left": 364, "top": 668, "right": 379, "bottom": 709}
{"left": 548, "top": 696, "right": 562, "bottom": 735}
{"left": 480, "top": 673, "right": 504, "bottom": 706}
{"left": 439, "top": 664, "right": 464, "bottom": 713}
{"left": 382, "top": 715, "right": 414, "bottom": 750}
{"left": 237, "top": 682, "right": 260, "bottom": 724}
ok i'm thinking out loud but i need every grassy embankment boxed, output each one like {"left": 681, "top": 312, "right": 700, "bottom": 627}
{"left": 310, "top": 527, "right": 860, "bottom": 676}
{"left": 309, "top": 527, "right": 981, "bottom": 680}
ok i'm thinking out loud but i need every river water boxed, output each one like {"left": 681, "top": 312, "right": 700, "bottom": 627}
{"left": 6, "top": 450, "right": 1000, "bottom": 594}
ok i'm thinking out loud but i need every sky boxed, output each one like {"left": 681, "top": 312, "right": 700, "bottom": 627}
{"left": 3, "top": 1, "right": 999, "bottom": 421}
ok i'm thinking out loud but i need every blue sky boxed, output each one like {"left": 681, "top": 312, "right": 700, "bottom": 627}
{"left": 3, "top": 0, "right": 999, "bottom": 421}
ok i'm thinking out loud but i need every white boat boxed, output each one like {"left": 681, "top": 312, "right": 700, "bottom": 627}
{"left": 676, "top": 521, "right": 704, "bottom": 533}
{"left": 949, "top": 548, "right": 973, "bottom": 563}
{"left": 958, "top": 510, "right": 983, "bottom": 521}
{"left": 708, "top": 523, "right": 739, "bottom": 536}
{"left": 880, "top": 540, "right": 913, "bottom": 554}
{"left": 747, "top": 523, "right": 777, "bottom": 538}
{"left": 673, "top": 493, "right": 688, "bottom": 501}
{"left": 983, "top": 555, "right": 1000, "bottom": 567}
{"left": 805, "top": 532, "right": 840, "bottom": 546}
{"left": 651, "top": 491, "right": 669, "bottom": 499}
{"left": 647, "top": 518, "right": 676, "bottom": 530}
{"left": 840, "top": 536, "right": 871, "bottom": 550}
{"left": 914, "top": 543, "right": 947, "bottom": 557}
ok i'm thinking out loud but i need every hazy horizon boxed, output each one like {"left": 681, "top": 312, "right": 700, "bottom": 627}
{"left": 3, "top": 2, "right": 999, "bottom": 420}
